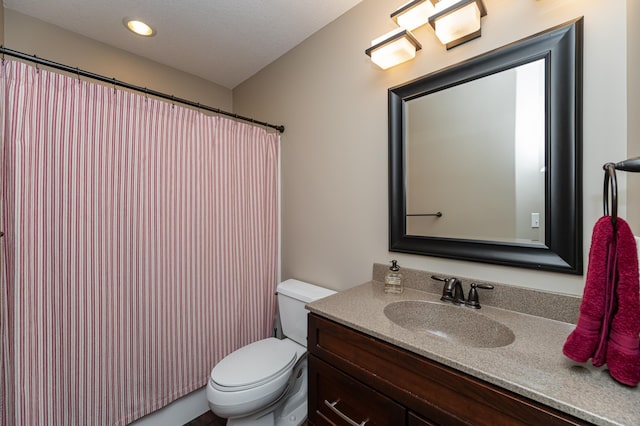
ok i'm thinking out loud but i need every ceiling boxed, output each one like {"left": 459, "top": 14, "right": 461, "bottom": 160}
{"left": 4, "top": 0, "right": 365, "bottom": 89}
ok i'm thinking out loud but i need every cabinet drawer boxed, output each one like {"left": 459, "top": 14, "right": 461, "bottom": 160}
{"left": 309, "top": 355, "right": 405, "bottom": 426}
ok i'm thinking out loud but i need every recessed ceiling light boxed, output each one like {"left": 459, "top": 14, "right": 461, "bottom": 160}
{"left": 123, "top": 18, "right": 156, "bottom": 37}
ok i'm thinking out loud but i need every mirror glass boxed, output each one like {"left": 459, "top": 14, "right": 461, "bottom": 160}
{"left": 405, "top": 59, "right": 546, "bottom": 244}
{"left": 389, "top": 19, "right": 583, "bottom": 274}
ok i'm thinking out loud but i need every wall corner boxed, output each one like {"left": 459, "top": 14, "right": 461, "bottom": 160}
{"left": 1, "top": 5, "right": 5, "bottom": 45}
{"left": 627, "top": 0, "right": 640, "bottom": 232}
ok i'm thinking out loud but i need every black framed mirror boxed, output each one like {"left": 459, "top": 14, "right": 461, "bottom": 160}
{"left": 389, "top": 18, "right": 583, "bottom": 274}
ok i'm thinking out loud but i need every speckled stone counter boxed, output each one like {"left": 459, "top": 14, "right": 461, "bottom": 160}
{"left": 307, "top": 280, "right": 640, "bottom": 426}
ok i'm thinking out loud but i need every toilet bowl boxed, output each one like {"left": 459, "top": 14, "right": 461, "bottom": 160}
{"left": 206, "top": 279, "right": 336, "bottom": 426}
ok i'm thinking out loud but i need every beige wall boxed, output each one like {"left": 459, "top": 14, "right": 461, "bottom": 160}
{"left": 3, "top": 9, "right": 232, "bottom": 111}
{"left": 234, "top": 0, "right": 629, "bottom": 295}
{"left": 628, "top": 0, "right": 640, "bottom": 231}
{"left": 0, "top": 5, "right": 4, "bottom": 45}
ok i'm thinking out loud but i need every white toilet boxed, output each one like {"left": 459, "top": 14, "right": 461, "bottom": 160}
{"left": 206, "top": 279, "right": 336, "bottom": 426}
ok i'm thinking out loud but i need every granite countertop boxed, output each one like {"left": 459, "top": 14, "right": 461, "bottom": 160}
{"left": 306, "top": 281, "right": 640, "bottom": 426}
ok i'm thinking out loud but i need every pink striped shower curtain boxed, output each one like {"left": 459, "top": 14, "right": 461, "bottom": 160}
{"left": 0, "top": 60, "right": 279, "bottom": 425}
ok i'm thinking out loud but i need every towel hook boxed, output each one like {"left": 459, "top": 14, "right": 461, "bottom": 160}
{"left": 603, "top": 162, "right": 617, "bottom": 225}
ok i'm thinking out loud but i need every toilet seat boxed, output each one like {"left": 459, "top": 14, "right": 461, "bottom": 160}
{"left": 211, "top": 338, "right": 299, "bottom": 391}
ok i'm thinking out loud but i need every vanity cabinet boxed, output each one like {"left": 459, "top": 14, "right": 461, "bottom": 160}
{"left": 307, "top": 313, "right": 589, "bottom": 426}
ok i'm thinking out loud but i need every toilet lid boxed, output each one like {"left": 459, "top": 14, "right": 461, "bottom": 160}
{"left": 211, "top": 338, "right": 298, "bottom": 390}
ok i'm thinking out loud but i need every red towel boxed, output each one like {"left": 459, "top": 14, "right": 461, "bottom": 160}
{"left": 607, "top": 219, "right": 640, "bottom": 385}
{"left": 563, "top": 217, "right": 612, "bottom": 364}
{"left": 562, "top": 216, "right": 640, "bottom": 386}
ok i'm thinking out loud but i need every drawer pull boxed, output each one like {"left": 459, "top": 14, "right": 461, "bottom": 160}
{"left": 324, "top": 399, "right": 369, "bottom": 426}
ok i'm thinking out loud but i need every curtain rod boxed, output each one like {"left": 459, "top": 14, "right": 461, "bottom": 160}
{"left": 0, "top": 46, "right": 285, "bottom": 133}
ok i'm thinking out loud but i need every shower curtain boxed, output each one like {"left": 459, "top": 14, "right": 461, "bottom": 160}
{"left": 0, "top": 60, "right": 279, "bottom": 425}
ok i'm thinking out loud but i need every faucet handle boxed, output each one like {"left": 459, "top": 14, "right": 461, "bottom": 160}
{"left": 465, "top": 283, "right": 494, "bottom": 309}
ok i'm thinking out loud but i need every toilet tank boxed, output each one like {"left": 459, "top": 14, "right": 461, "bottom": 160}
{"left": 277, "top": 279, "right": 336, "bottom": 346}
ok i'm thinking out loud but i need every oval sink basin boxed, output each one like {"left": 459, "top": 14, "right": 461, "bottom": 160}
{"left": 383, "top": 301, "right": 515, "bottom": 348}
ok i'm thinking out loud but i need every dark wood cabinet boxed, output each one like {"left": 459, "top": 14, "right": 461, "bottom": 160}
{"left": 407, "top": 412, "right": 437, "bottom": 426}
{"left": 308, "top": 313, "right": 590, "bottom": 426}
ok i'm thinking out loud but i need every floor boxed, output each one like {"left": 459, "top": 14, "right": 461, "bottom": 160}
{"left": 183, "top": 411, "right": 309, "bottom": 426}
{"left": 183, "top": 411, "right": 226, "bottom": 426}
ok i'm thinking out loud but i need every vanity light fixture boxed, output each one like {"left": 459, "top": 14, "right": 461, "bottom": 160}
{"left": 428, "top": 0, "right": 487, "bottom": 49}
{"left": 391, "top": 0, "right": 435, "bottom": 31}
{"left": 123, "top": 18, "right": 156, "bottom": 37}
{"left": 365, "top": 28, "right": 422, "bottom": 70}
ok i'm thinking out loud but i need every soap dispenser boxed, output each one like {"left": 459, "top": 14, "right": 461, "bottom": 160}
{"left": 384, "top": 260, "right": 404, "bottom": 294}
